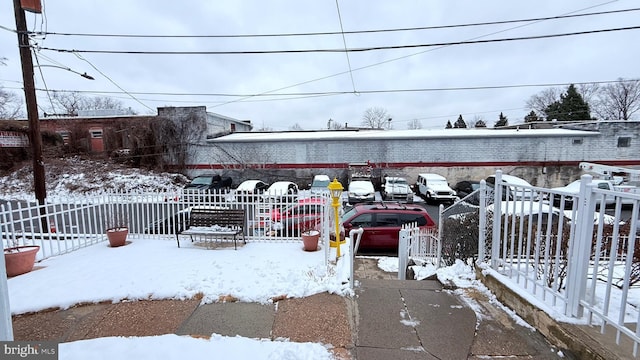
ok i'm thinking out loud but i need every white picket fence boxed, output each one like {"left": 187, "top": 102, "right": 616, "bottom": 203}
{"left": 1, "top": 189, "right": 332, "bottom": 261}
{"left": 398, "top": 221, "right": 441, "bottom": 280}
{"left": 482, "top": 171, "right": 640, "bottom": 357}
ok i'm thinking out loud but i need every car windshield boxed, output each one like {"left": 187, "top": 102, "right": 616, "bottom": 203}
{"left": 191, "top": 176, "right": 212, "bottom": 185}
{"left": 388, "top": 178, "right": 408, "bottom": 185}
{"left": 341, "top": 206, "right": 359, "bottom": 222}
{"left": 312, "top": 179, "right": 330, "bottom": 188}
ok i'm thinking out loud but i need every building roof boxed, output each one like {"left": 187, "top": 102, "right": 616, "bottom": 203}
{"left": 208, "top": 127, "right": 598, "bottom": 143}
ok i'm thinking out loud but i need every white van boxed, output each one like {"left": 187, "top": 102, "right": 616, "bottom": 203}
{"left": 416, "top": 173, "right": 457, "bottom": 203}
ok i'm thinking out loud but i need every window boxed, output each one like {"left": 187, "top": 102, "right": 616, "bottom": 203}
{"left": 400, "top": 213, "right": 427, "bottom": 226}
{"left": 572, "top": 139, "right": 583, "bottom": 145}
{"left": 375, "top": 213, "right": 399, "bottom": 227}
{"left": 617, "top": 137, "right": 631, "bottom": 147}
{"left": 90, "top": 129, "right": 103, "bottom": 139}
{"left": 350, "top": 214, "right": 372, "bottom": 227}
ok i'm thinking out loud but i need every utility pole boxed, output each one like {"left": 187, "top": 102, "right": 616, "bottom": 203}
{"left": 13, "top": 0, "right": 47, "bottom": 208}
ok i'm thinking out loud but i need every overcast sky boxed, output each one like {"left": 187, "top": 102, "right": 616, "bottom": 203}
{"left": 1, "top": 0, "right": 638, "bottom": 130}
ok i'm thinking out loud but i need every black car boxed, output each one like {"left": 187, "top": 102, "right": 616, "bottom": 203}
{"left": 185, "top": 174, "right": 232, "bottom": 191}
{"left": 453, "top": 180, "right": 480, "bottom": 199}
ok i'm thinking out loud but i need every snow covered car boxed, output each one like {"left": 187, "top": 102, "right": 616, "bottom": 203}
{"left": 382, "top": 177, "right": 413, "bottom": 201}
{"left": 262, "top": 181, "right": 299, "bottom": 203}
{"left": 348, "top": 180, "right": 376, "bottom": 204}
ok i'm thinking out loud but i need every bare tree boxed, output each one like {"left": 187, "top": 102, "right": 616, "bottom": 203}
{"left": 289, "top": 123, "right": 304, "bottom": 131}
{"left": 0, "top": 87, "right": 23, "bottom": 119}
{"left": 0, "top": 57, "right": 24, "bottom": 119}
{"left": 47, "top": 92, "right": 134, "bottom": 116}
{"left": 595, "top": 78, "right": 640, "bottom": 120}
{"left": 526, "top": 88, "right": 562, "bottom": 118}
{"left": 407, "top": 119, "right": 422, "bottom": 129}
{"left": 361, "top": 107, "right": 391, "bottom": 129}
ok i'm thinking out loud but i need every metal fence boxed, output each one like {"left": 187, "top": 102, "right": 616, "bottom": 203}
{"left": 398, "top": 221, "right": 441, "bottom": 280}
{"left": 1, "top": 189, "right": 332, "bottom": 261}
{"left": 483, "top": 170, "right": 640, "bottom": 357}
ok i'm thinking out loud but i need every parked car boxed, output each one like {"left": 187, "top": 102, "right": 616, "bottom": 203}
{"left": 185, "top": 174, "right": 232, "bottom": 191}
{"left": 348, "top": 180, "right": 376, "bottom": 204}
{"left": 309, "top": 175, "right": 331, "bottom": 195}
{"left": 381, "top": 176, "right": 413, "bottom": 202}
{"left": 342, "top": 202, "right": 436, "bottom": 251}
{"left": 262, "top": 181, "right": 299, "bottom": 202}
{"left": 415, "top": 173, "right": 457, "bottom": 203}
{"left": 550, "top": 178, "right": 639, "bottom": 207}
{"left": 453, "top": 180, "right": 481, "bottom": 199}
{"left": 233, "top": 179, "right": 269, "bottom": 200}
{"left": 486, "top": 174, "right": 538, "bottom": 200}
{"left": 266, "top": 198, "right": 326, "bottom": 236}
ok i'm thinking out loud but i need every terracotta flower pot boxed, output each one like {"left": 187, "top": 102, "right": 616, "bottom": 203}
{"left": 4, "top": 245, "right": 40, "bottom": 277}
{"left": 302, "top": 230, "right": 320, "bottom": 252}
{"left": 106, "top": 228, "right": 128, "bottom": 247}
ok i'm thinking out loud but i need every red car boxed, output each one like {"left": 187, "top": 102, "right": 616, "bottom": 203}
{"left": 341, "top": 202, "right": 435, "bottom": 251}
{"left": 267, "top": 198, "right": 327, "bottom": 236}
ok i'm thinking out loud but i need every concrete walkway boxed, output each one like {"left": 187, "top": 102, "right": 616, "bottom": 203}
{"left": 353, "top": 258, "right": 571, "bottom": 359}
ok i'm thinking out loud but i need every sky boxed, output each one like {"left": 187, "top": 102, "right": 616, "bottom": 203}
{"left": 1, "top": 1, "right": 639, "bottom": 130}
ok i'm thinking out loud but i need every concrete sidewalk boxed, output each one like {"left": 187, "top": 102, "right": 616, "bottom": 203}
{"left": 10, "top": 257, "right": 632, "bottom": 359}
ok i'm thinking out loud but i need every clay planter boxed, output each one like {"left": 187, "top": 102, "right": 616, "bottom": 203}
{"left": 302, "top": 230, "right": 320, "bottom": 252}
{"left": 4, "top": 245, "right": 40, "bottom": 277}
{"left": 106, "top": 227, "right": 129, "bottom": 247}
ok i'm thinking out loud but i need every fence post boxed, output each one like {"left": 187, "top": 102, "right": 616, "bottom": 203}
{"left": 565, "top": 174, "right": 596, "bottom": 318}
{"left": 491, "top": 171, "right": 503, "bottom": 269}
{"left": 0, "top": 204, "right": 13, "bottom": 340}
{"left": 437, "top": 204, "right": 444, "bottom": 267}
{"left": 398, "top": 227, "right": 409, "bottom": 280}
{"left": 478, "top": 179, "right": 487, "bottom": 262}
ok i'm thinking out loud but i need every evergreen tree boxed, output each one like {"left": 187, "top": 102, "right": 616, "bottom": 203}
{"left": 543, "top": 84, "right": 591, "bottom": 121}
{"left": 524, "top": 110, "right": 539, "bottom": 123}
{"left": 453, "top": 115, "right": 467, "bottom": 128}
{"left": 495, "top": 112, "right": 508, "bottom": 127}
{"left": 445, "top": 120, "right": 452, "bottom": 129}
{"left": 474, "top": 120, "right": 487, "bottom": 128}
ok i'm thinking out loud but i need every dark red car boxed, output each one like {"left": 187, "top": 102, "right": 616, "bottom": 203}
{"left": 267, "top": 198, "right": 327, "bottom": 236}
{"left": 341, "top": 202, "right": 436, "bottom": 251}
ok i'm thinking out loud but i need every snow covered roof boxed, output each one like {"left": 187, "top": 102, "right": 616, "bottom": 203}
{"left": 209, "top": 128, "right": 598, "bottom": 142}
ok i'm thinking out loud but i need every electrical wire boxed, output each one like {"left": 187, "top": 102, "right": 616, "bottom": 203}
{"left": 334, "top": 0, "right": 357, "bottom": 95}
{"left": 23, "top": 7, "right": 640, "bottom": 39}
{"left": 5, "top": 78, "right": 635, "bottom": 101}
{"left": 72, "top": 53, "right": 154, "bottom": 112}
{"left": 35, "top": 26, "right": 640, "bottom": 55}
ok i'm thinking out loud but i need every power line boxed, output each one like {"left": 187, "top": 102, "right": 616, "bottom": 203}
{"left": 334, "top": 0, "right": 357, "bottom": 94}
{"left": 19, "top": 7, "right": 640, "bottom": 39}
{"left": 9, "top": 78, "right": 636, "bottom": 99}
{"left": 35, "top": 26, "right": 640, "bottom": 55}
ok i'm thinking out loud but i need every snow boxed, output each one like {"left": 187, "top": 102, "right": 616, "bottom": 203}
{"left": 7, "top": 238, "right": 350, "bottom": 359}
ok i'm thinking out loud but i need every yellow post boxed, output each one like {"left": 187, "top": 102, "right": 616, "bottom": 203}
{"left": 327, "top": 178, "right": 344, "bottom": 258}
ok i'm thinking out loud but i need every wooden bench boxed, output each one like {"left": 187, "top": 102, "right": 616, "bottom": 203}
{"left": 176, "top": 207, "right": 246, "bottom": 250}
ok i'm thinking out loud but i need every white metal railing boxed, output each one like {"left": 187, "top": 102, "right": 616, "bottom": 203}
{"left": 1, "top": 189, "right": 331, "bottom": 261}
{"left": 483, "top": 170, "right": 640, "bottom": 357}
{"left": 398, "top": 222, "right": 441, "bottom": 280}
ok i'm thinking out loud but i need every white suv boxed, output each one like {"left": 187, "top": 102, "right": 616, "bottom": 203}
{"left": 416, "top": 173, "right": 457, "bottom": 203}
